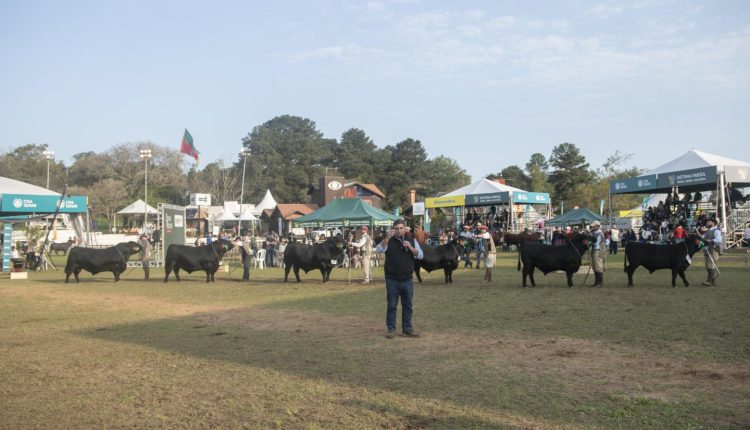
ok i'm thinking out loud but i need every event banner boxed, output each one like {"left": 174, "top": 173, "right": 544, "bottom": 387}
{"left": 425, "top": 195, "right": 465, "bottom": 208}
{"left": 2, "top": 224, "right": 11, "bottom": 272}
{"left": 725, "top": 165, "right": 750, "bottom": 184}
{"left": 1, "top": 194, "right": 87, "bottom": 213}
{"left": 465, "top": 192, "right": 510, "bottom": 206}
{"left": 656, "top": 166, "right": 717, "bottom": 189}
{"left": 511, "top": 191, "right": 550, "bottom": 204}
{"left": 609, "top": 174, "right": 657, "bottom": 194}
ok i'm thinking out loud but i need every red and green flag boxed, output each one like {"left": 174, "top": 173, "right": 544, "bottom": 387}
{"left": 180, "top": 129, "right": 199, "bottom": 162}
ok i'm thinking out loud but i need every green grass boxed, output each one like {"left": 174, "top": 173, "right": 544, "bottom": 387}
{"left": 1, "top": 252, "right": 748, "bottom": 429}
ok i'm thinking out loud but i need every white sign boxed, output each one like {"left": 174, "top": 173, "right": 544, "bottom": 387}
{"left": 328, "top": 180, "right": 343, "bottom": 191}
{"left": 190, "top": 193, "right": 212, "bottom": 206}
{"left": 174, "top": 215, "right": 184, "bottom": 228}
{"left": 413, "top": 202, "right": 425, "bottom": 216}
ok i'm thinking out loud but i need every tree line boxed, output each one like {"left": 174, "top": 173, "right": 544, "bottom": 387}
{"left": 0, "top": 114, "right": 642, "bottom": 229}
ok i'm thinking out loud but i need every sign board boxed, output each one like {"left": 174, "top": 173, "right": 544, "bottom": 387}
{"left": 161, "top": 204, "right": 186, "bottom": 256}
{"left": 425, "top": 195, "right": 465, "bottom": 208}
{"left": 412, "top": 202, "right": 425, "bottom": 216}
{"left": 725, "top": 165, "right": 750, "bottom": 183}
{"left": 2, "top": 224, "right": 11, "bottom": 272}
{"left": 465, "top": 192, "right": 510, "bottom": 206}
{"left": 512, "top": 191, "right": 550, "bottom": 204}
{"left": 0, "top": 194, "right": 87, "bottom": 213}
{"left": 656, "top": 166, "right": 717, "bottom": 189}
{"left": 295, "top": 218, "right": 394, "bottom": 228}
{"left": 609, "top": 174, "right": 658, "bottom": 194}
{"left": 190, "top": 193, "right": 211, "bottom": 206}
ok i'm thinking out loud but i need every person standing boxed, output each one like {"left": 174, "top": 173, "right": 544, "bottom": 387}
{"left": 351, "top": 225, "right": 374, "bottom": 283}
{"left": 480, "top": 225, "right": 496, "bottom": 282}
{"left": 743, "top": 222, "right": 750, "bottom": 253}
{"left": 474, "top": 224, "right": 485, "bottom": 270}
{"left": 609, "top": 225, "right": 620, "bottom": 254}
{"left": 238, "top": 230, "right": 253, "bottom": 281}
{"left": 673, "top": 222, "right": 686, "bottom": 244}
{"left": 702, "top": 218, "right": 722, "bottom": 286}
{"left": 138, "top": 233, "right": 151, "bottom": 281}
{"left": 590, "top": 221, "right": 605, "bottom": 287}
{"left": 459, "top": 225, "right": 474, "bottom": 268}
{"left": 376, "top": 219, "right": 424, "bottom": 339}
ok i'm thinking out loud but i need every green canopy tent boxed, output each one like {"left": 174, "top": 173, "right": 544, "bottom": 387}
{"left": 292, "top": 198, "right": 398, "bottom": 228}
{"left": 546, "top": 208, "right": 604, "bottom": 226}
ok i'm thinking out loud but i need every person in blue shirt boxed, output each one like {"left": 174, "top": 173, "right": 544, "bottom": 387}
{"left": 376, "top": 219, "right": 424, "bottom": 339}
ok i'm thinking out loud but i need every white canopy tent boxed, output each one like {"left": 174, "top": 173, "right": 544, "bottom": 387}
{"left": 442, "top": 178, "right": 524, "bottom": 196}
{"left": 114, "top": 199, "right": 158, "bottom": 233}
{"left": 645, "top": 149, "right": 750, "bottom": 176}
{"left": 212, "top": 211, "right": 238, "bottom": 222}
{"left": 253, "top": 189, "right": 278, "bottom": 215}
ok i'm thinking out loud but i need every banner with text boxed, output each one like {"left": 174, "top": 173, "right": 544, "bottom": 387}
{"left": 464, "top": 192, "right": 510, "bottom": 206}
{"left": 1, "top": 194, "right": 88, "bottom": 214}
{"left": 511, "top": 191, "right": 550, "bottom": 204}
{"left": 656, "top": 166, "right": 717, "bottom": 189}
{"left": 609, "top": 174, "right": 658, "bottom": 194}
{"left": 425, "top": 195, "right": 465, "bottom": 208}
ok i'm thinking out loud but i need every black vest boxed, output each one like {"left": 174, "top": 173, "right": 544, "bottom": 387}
{"left": 384, "top": 235, "right": 416, "bottom": 281}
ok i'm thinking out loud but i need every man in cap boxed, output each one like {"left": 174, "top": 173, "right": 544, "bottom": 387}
{"left": 479, "top": 225, "right": 497, "bottom": 282}
{"left": 459, "top": 225, "right": 474, "bottom": 268}
{"left": 590, "top": 221, "right": 605, "bottom": 287}
{"left": 351, "top": 225, "right": 374, "bottom": 283}
{"left": 138, "top": 233, "right": 151, "bottom": 281}
{"left": 701, "top": 218, "right": 722, "bottom": 286}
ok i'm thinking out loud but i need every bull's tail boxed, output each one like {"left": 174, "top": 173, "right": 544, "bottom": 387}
{"left": 517, "top": 247, "right": 521, "bottom": 271}
{"left": 624, "top": 248, "right": 628, "bottom": 273}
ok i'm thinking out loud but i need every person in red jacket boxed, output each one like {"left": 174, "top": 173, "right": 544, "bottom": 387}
{"left": 673, "top": 222, "right": 686, "bottom": 244}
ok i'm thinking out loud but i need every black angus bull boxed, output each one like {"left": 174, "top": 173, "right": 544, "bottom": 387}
{"left": 518, "top": 232, "right": 591, "bottom": 288}
{"left": 624, "top": 234, "right": 705, "bottom": 287}
{"left": 414, "top": 240, "right": 464, "bottom": 284}
{"left": 64, "top": 241, "right": 141, "bottom": 283}
{"left": 284, "top": 237, "right": 345, "bottom": 283}
{"left": 164, "top": 239, "right": 233, "bottom": 283}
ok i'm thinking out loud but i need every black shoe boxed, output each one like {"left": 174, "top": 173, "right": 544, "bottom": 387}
{"left": 385, "top": 330, "right": 396, "bottom": 339}
{"left": 402, "top": 331, "right": 420, "bottom": 338}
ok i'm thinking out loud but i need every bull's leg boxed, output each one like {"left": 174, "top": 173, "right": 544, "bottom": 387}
{"left": 164, "top": 264, "right": 172, "bottom": 283}
{"left": 415, "top": 267, "right": 423, "bottom": 283}
{"left": 326, "top": 266, "right": 333, "bottom": 282}
{"left": 671, "top": 269, "right": 678, "bottom": 288}
{"left": 320, "top": 267, "right": 327, "bottom": 283}
{"left": 678, "top": 270, "right": 689, "bottom": 287}
{"left": 566, "top": 271, "right": 573, "bottom": 288}
{"left": 529, "top": 266, "right": 537, "bottom": 287}
{"left": 174, "top": 267, "right": 181, "bottom": 282}
{"left": 294, "top": 267, "right": 301, "bottom": 282}
{"left": 284, "top": 264, "right": 292, "bottom": 282}
{"left": 444, "top": 268, "right": 451, "bottom": 284}
{"left": 65, "top": 269, "right": 72, "bottom": 284}
{"left": 626, "top": 265, "right": 637, "bottom": 286}
{"left": 74, "top": 268, "right": 82, "bottom": 283}
{"left": 522, "top": 266, "right": 528, "bottom": 287}
{"left": 114, "top": 270, "right": 121, "bottom": 282}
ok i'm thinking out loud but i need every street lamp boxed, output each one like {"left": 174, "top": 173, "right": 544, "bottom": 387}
{"left": 42, "top": 150, "right": 55, "bottom": 189}
{"left": 139, "top": 148, "right": 153, "bottom": 232}
{"left": 238, "top": 147, "right": 251, "bottom": 235}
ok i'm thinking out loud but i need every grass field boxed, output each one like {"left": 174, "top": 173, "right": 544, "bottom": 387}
{"left": 1, "top": 251, "right": 749, "bottom": 429}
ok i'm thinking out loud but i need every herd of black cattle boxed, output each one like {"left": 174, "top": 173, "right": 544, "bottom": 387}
{"left": 62, "top": 230, "right": 709, "bottom": 288}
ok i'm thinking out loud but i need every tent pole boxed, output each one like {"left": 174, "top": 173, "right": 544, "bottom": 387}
{"left": 720, "top": 173, "right": 727, "bottom": 242}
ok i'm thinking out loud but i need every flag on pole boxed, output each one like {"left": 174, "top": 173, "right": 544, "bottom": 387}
{"left": 180, "top": 129, "right": 199, "bottom": 162}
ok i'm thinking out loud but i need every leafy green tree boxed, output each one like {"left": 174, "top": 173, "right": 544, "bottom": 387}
{"left": 333, "top": 128, "right": 378, "bottom": 182}
{"left": 241, "top": 115, "right": 332, "bottom": 203}
{"left": 69, "top": 151, "right": 116, "bottom": 188}
{"left": 423, "top": 155, "right": 470, "bottom": 197}
{"left": 548, "top": 143, "right": 593, "bottom": 206}
{"left": 379, "top": 138, "right": 428, "bottom": 209}
{"left": 487, "top": 165, "right": 531, "bottom": 190}
{"left": 525, "top": 153, "right": 551, "bottom": 193}
{"left": 0, "top": 143, "right": 66, "bottom": 192}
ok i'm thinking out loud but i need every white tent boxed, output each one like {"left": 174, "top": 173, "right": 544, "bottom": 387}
{"left": 238, "top": 207, "right": 259, "bottom": 221}
{"left": 645, "top": 149, "right": 750, "bottom": 176}
{"left": 0, "top": 176, "right": 58, "bottom": 196}
{"left": 116, "top": 199, "right": 158, "bottom": 215}
{"left": 254, "top": 189, "right": 278, "bottom": 215}
{"left": 442, "top": 178, "right": 524, "bottom": 196}
{"left": 212, "top": 210, "right": 238, "bottom": 222}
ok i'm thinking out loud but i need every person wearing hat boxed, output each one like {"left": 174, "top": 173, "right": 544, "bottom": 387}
{"left": 237, "top": 229, "right": 253, "bottom": 282}
{"left": 459, "top": 225, "right": 474, "bottom": 268}
{"left": 138, "top": 233, "right": 151, "bottom": 281}
{"left": 590, "top": 221, "right": 605, "bottom": 287}
{"left": 480, "top": 225, "right": 497, "bottom": 282}
{"left": 702, "top": 218, "right": 722, "bottom": 286}
{"left": 473, "top": 224, "right": 485, "bottom": 270}
{"left": 351, "top": 225, "right": 374, "bottom": 283}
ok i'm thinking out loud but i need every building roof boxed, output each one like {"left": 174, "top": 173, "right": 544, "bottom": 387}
{"left": 0, "top": 176, "right": 59, "bottom": 196}
{"left": 442, "top": 178, "right": 525, "bottom": 197}
{"left": 645, "top": 149, "right": 750, "bottom": 175}
{"left": 344, "top": 182, "right": 386, "bottom": 198}
{"left": 274, "top": 203, "right": 319, "bottom": 219}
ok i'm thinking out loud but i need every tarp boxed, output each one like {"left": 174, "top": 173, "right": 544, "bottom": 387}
{"left": 116, "top": 199, "right": 158, "bottom": 215}
{"left": 292, "top": 198, "right": 398, "bottom": 228}
{"left": 547, "top": 208, "right": 604, "bottom": 226}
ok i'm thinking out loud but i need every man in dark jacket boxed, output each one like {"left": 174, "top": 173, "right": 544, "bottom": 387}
{"left": 376, "top": 219, "right": 424, "bottom": 339}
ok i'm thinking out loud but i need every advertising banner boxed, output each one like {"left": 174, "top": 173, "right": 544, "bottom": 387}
{"left": 511, "top": 191, "right": 550, "bottom": 204}
{"left": 656, "top": 166, "right": 717, "bottom": 189}
{"left": 425, "top": 195, "right": 465, "bottom": 208}
{"left": 0, "top": 194, "right": 87, "bottom": 213}
{"left": 609, "top": 174, "right": 658, "bottom": 194}
{"left": 412, "top": 202, "right": 425, "bottom": 216}
{"left": 2, "top": 224, "right": 11, "bottom": 272}
{"left": 465, "top": 192, "right": 510, "bottom": 206}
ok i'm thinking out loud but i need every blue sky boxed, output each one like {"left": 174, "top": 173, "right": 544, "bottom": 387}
{"left": 1, "top": 0, "right": 748, "bottom": 180}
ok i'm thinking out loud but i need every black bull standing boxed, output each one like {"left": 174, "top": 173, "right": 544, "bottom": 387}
{"left": 65, "top": 241, "right": 141, "bottom": 283}
{"left": 414, "top": 240, "right": 464, "bottom": 284}
{"left": 518, "top": 233, "right": 591, "bottom": 288}
{"left": 624, "top": 234, "right": 705, "bottom": 287}
{"left": 284, "top": 237, "right": 345, "bottom": 283}
{"left": 164, "top": 239, "right": 233, "bottom": 283}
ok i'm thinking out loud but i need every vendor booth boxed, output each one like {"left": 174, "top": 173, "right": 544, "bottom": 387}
{"left": 292, "top": 198, "right": 398, "bottom": 229}
{"left": 547, "top": 208, "right": 604, "bottom": 227}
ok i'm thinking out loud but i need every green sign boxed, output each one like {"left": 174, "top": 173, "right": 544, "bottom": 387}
{"left": 512, "top": 191, "right": 550, "bottom": 204}
{"left": 161, "top": 204, "right": 186, "bottom": 256}
{"left": 465, "top": 192, "right": 510, "bottom": 206}
{"left": 1, "top": 194, "right": 87, "bottom": 213}
{"left": 656, "top": 166, "right": 717, "bottom": 189}
{"left": 609, "top": 174, "right": 658, "bottom": 194}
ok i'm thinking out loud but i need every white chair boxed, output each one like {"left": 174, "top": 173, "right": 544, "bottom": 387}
{"left": 254, "top": 249, "right": 266, "bottom": 269}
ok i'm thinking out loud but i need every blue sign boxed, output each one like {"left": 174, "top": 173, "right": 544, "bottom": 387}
{"left": 512, "top": 191, "right": 550, "bottom": 204}
{"left": 2, "top": 224, "right": 11, "bottom": 272}
{"left": 609, "top": 174, "right": 658, "bottom": 194}
{"left": 656, "top": 166, "right": 717, "bottom": 189}
{"left": 1, "top": 194, "right": 88, "bottom": 213}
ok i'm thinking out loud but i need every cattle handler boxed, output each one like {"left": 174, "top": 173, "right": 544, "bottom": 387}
{"left": 590, "top": 221, "right": 605, "bottom": 287}
{"left": 138, "top": 233, "right": 151, "bottom": 280}
{"left": 351, "top": 225, "right": 373, "bottom": 284}
{"left": 701, "top": 218, "right": 721, "bottom": 286}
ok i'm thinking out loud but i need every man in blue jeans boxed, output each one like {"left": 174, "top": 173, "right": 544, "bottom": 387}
{"left": 376, "top": 219, "right": 424, "bottom": 339}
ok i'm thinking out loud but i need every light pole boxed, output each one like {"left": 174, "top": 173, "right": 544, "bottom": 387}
{"left": 238, "top": 147, "right": 251, "bottom": 235}
{"left": 43, "top": 150, "right": 55, "bottom": 189}
{"left": 139, "top": 148, "right": 153, "bottom": 232}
